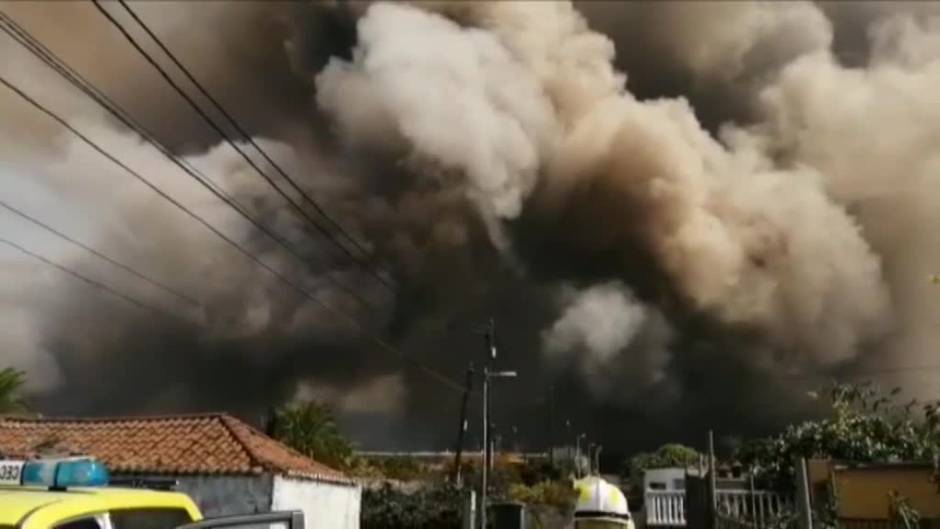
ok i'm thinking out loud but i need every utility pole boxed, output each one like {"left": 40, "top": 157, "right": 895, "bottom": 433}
{"left": 594, "top": 445, "right": 603, "bottom": 476}
{"left": 453, "top": 364, "right": 475, "bottom": 486}
{"left": 548, "top": 385, "right": 555, "bottom": 466}
{"left": 480, "top": 318, "right": 516, "bottom": 529}
{"left": 708, "top": 430, "right": 717, "bottom": 519}
{"left": 482, "top": 365, "right": 488, "bottom": 529}
{"left": 587, "top": 443, "right": 595, "bottom": 476}
{"left": 576, "top": 433, "right": 587, "bottom": 478}
{"left": 481, "top": 320, "right": 493, "bottom": 529}
{"left": 490, "top": 434, "right": 499, "bottom": 472}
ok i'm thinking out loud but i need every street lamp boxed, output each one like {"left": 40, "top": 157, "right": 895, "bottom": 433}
{"left": 481, "top": 368, "right": 516, "bottom": 529}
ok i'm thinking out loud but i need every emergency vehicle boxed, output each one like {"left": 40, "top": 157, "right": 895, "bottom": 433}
{"left": 0, "top": 457, "right": 303, "bottom": 529}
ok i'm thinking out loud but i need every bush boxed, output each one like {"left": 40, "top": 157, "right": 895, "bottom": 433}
{"left": 508, "top": 480, "right": 577, "bottom": 513}
{"left": 625, "top": 443, "right": 701, "bottom": 490}
{"left": 518, "top": 459, "right": 562, "bottom": 486}
{"left": 357, "top": 456, "right": 427, "bottom": 482}
{"left": 361, "top": 483, "right": 465, "bottom": 529}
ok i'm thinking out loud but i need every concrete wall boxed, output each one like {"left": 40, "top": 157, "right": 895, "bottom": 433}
{"left": 114, "top": 474, "right": 274, "bottom": 518}
{"left": 806, "top": 460, "right": 940, "bottom": 519}
{"left": 834, "top": 467, "right": 940, "bottom": 518}
{"left": 271, "top": 476, "right": 361, "bottom": 529}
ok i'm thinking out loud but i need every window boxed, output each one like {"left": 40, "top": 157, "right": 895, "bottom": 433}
{"left": 55, "top": 518, "right": 103, "bottom": 529}
{"left": 648, "top": 482, "right": 666, "bottom": 490}
{"left": 110, "top": 509, "right": 193, "bottom": 529}
{"left": 175, "top": 511, "right": 303, "bottom": 529}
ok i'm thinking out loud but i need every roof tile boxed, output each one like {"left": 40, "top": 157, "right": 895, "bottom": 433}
{"left": 0, "top": 414, "right": 350, "bottom": 484}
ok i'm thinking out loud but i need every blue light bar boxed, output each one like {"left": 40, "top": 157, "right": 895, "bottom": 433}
{"left": 20, "top": 457, "right": 109, "bottom": 489}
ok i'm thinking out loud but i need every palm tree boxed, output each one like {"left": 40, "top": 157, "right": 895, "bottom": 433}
{"left": 0, "top": 367, "right": 27, "bottom": 414}
{"left": 270, "top": 400, "right": 352, "bottom": 470}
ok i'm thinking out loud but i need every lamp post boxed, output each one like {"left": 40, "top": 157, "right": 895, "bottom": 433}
{"left": 481, "top": 368, "right": 517, "bottom": 529}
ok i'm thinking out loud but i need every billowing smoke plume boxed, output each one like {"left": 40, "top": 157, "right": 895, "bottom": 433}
{"left": 315, "top": 2, "right": 558, "bottom": 249}
{"left": 318, "top": 1, "right": 891, "bottom": 367}
{"left": 3, "top": 0, "right": 940, "bottom": 453}
{"left": 541, "top": 281, "right": 675, "bottom": 405}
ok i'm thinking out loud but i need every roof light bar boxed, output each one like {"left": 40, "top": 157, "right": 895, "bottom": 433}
{"left": 0, "top": 457, "right": 109, "bottom": 489}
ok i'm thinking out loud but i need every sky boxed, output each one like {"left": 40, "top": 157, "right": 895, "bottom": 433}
{"left": 1, "top": 0, "right": 939, "bottom": 458}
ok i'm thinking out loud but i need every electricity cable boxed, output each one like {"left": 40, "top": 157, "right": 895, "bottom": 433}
{"left": 0, "top": 73, "right": 464, "bottom": 394}
{"left": 0, "top": 13, "right": 378, "bottom": 312}
{"left": 93, "top": 0, "right": 395, "bottom": 292}
{"left": 117, "top": 0, "right": 381, "bottom": 274}
{"left": 0, "top": 199, "right": 200, "bottom": 307}
{"left": 0, "top": 237, "right": 183, "bottom": 321}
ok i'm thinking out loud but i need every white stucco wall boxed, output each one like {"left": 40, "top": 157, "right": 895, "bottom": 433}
{"left": 271, "top": 476, "right": 361, "bottom": 529}
{"left": 643, "top": 468, "right": 687, "bottom": 491}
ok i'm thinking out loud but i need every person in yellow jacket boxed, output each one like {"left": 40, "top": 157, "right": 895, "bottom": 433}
{"left": 572, "top": 475, "right": 635, "bottom": 529}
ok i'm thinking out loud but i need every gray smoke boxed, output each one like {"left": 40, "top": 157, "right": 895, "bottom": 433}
{"left": 3, "top": 0, "right": 940, "bottom": 452}
{"left": 541, "top": 281, "right": 675, "bottom": 406}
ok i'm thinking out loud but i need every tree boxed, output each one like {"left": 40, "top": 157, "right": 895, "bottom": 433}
{"left": 0, "top": 367, "right": 27, "bottom": 414}
{"left": 270, "top": 400, "right": 353, "bottom": 470}
{"left": 736, "top": 381, "right": 940, "bottom": 488}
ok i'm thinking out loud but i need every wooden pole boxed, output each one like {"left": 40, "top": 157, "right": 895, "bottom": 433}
{"left": 708, "top": 430, "right": 717, "bottom": 529}
{"left": 453, "top": 364, "right": 475, "bottom": 486}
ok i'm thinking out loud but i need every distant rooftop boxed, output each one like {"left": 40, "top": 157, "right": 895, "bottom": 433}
{"left": 0, "top": 413, "right": 351, "bottom": 484}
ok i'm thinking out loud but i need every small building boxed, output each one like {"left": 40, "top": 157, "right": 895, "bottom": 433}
{"left": 0, "top": 413, "right": 361, "bottom": 529}
{"left": 807, "top": 459, "right": 940, "bottom": 524}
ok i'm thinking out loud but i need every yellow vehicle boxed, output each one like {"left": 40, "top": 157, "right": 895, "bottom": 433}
{"left": 0, "top": 457, "right": 303, "bottom": 529}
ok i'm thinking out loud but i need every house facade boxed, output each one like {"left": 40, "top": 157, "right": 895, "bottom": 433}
{"left": 0, "top": 413, "right": 361, "bottom": 529}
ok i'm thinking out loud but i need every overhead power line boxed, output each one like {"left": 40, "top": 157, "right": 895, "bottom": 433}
{"left": 117, "top": 0, "right": 379, "bottom": 268}
{"left": 0, "top": 237, "right": 183, "bottom": 321}
{"left": 0, "top": 72, "right": 464, "bottom": 395}
{"left": 0, "top": 12, "right": 377, "bottom": 312}
{"left": 93, "top": 0, "right": 395, "bottom": 292}
{"left": 0, "top": 199, "right": 200, "bottom": 307}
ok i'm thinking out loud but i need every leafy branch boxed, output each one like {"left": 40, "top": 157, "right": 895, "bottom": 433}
{"left": 0, "top": 367, "right": 28, "bottom": 414}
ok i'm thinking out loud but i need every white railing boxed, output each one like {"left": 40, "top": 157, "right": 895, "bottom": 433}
{"left": 646, "top": 491, "right": 687, "bottom": 526}
{"left": 716, "top": 490, "right": 793, "bottom": 525}
{"left": 645, "top": 490, "right": 793, "bottom": 527}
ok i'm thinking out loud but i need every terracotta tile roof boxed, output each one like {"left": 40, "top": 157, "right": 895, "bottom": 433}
{"left": 0, "top": 413, "right": 351, "bottom": 484}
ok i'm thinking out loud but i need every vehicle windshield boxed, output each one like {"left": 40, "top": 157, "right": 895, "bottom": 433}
{"left": 574, "top": 520, "right": 631, "bottom": 529}
{"left": 110, "top": 509, "right": 193, "bottom": 529}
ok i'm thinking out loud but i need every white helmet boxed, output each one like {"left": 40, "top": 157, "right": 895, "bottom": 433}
{"left": 572, "top": 476, "right": 634, "bottom": 529}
